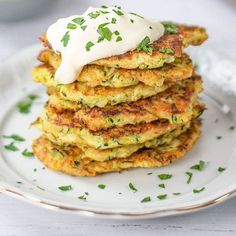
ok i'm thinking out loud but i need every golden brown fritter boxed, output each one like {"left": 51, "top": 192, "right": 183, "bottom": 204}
{"left": 32, "top": 119, "right": 201, "bottom": 176}
{"left": 40, "top": 24, "right": 207, "bottom": 70}
{"left": 33, "top": 103, "right": 204, "bottom": 149}
{"left": 48, "top": 76, "right": 202, "bottom": 131}
{"left": 38, "top": 51, "right": 193, "bottom": 88}
{"left": 33, "top": 65, "right": 181, "bottom": 108}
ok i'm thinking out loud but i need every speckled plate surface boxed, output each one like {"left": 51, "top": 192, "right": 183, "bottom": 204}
{"left": 0, "top": 45, "right": 236, "bottom": 219}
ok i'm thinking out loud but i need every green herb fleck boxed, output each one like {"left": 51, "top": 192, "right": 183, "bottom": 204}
{"left": 159, "top": 48, "right": 174, "bottom": 54}
{"left": 22, "top": 149, "right": 34, "bottom": 157}
{"left": 158, "top": 174, "right": 172, "bottom": 180}
{"left": 28, "top": 94, "right": 38, "bottom": 100}
{"left": 218, "top": 167, "right": 226, "bottom": 172}
{"left": 111, "top": 18, "right": 117, "bottom": 24}
{"left": 16, "top": 181, "right": 22, "bottom": 184}
{"left": 130, "top": 19, "right": 134, "bottom": 23}
{"left": 157, "top": 194, "right": 167, "bottom": 200}
{"left": 137, "top": 36, "right": 153, "bottom": 53}
{"left": 17, "top": 100, "right": 32, "bottom": 114}
{"left": 97, "top": 24, "right": 112, "bottom": 41}
{"left": 217, "top": 136, "right": 222, "bottom": 140}
{"left": 193, "top": 187, "right": 205, "bottom": 193}
{"left": 72, "top": 17, "right": 85, "bottom": 25}
{"left": 85, "top": 41, "right": 94, "bottom": 51}
{"left": 114, "top": 30, "right": 120, "bottom": 35}
{"left": 101, "top": 5, "right": 108, "bottom": 9}
{"left": 116, "top": 36, "right": 122, "bottom": 42}
{"left": 190, "top": 160, "right": 206, "bottom": 171}
{"left": 147, "top": 172, "right": 153, "bottom": 175}
{"left": 81, "top": 25, "right": 87, "bottom": 31}
{"left": 141, "top": 196, "right": 151, "bottom": 203}
{"left": 162, "top": 21, "right": 178, "bottom": 34}
{"left": 4, "top": 142, "right": 19, "bottom": 151}
{"left": 129, "top": 12, "right": 144, "bottom": 18}
{"left": 129, "top": 182, "right": 137, "bottom": 192}
{"left": 88, "top": 11, "right": 100, "bottom": 19}
{"left": 98, "top": 184, "right": 106, "bottom": 189}
{"left": 67, "top": 23, "right": 77, "bottom": 30}
{"left": 61, "top": 31, "right": 70, "bottom": 47}
{"left": 112, "top": 9, "right": 124, "bottom": 16}
{"left": 186, "top": 172, "right": 193, "bottom": 184}
{"left": 149, "top": 26, "right": 153, "bottom": 29}
{"left": 173, "top": 192, "right": 181, "bottom": 195}
{"left": 78, "top": 195, "right": 87, "bottom": 200}
{"left": 158, "top": 183, "right": 165, "bottom": 188}
{"left": 58, "top": 185, "right": 72, "bottom": 191}
{"left": 3, "top": 134, "right": 25, "bottom": 142}
{"left": 229, "top": 126, "right": 235, "bottom": 130}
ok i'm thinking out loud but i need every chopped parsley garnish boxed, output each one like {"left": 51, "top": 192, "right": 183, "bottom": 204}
{"left": 114, "top": 30, "right": 120, "bottom": 35}
{"left": 149, "top": 26, "right": 153, "bottom": 29}
{"left": 97, "top": 23, "right": 112, "bottom": 41}
{"left": 88, "top": 11, "right": 100, "bottom": 19}
{"left": 101, "top": 5, "right": 108, "bottom": 9}
{"left": 3, "top": 134, "right": 25, "bottom": 142}
{"left": 218, "top": 167, "right": 226, "bottom": 172}
{"left": 229, "top": 126, "right": 235, "bottom": 130}
{"left": 141, "top": 196, "right": 151, "bottom": 203}
{"left": 147, "top": 172, "right": 153, "bottom": 175}
{"left": 158, "top": 183, "right": 165, "bottom": 188}
{"left": 17, "top": 100, "right": 32, "bottom": 114}
{"left": 67, "top": 23, "right": 77, "bottom": 30}
{"left": 116, "top": 36, "right": 122, "bottom": 42}
{"left": 129, "top": 182, "right": 137, "bottom": 192}
{"left": 186, "top": 172, "right": 193, "bottom": 184}
{"left": 112, "top": 9, "right": 124, "bottom": 16}
{"left": 72, "top": 17, "right": 85, "bottom": 25}
{"left": 216, "top": 136, "right": 222, "bottom": 140}
{"left": 28, "top": 94, "right": 38, "bottom": 100}
{"left": 190, "top": 160, "right": 206, "bottom": 171}
{"left": 129, "top": 12, "right": 144, "bottom": 19}
{"left": 16, "top": 181, "right": 22, "bottom": 184}
{"left": 22, "top": 149, "right": 34, "bottom": 157}
{"left": 157, "top": 194, "right": 167, "bottom": 200}
{"left": 4, "top": 142, "right": 19, "bottom": 151}
{"left": 159, "top": 48, "right": 174, "bottom": 54}
{"left": 78, "top": 195, "right": 87, "bottom": 200}
{"left": 130, "top": 19, "right": 134, "bottom": 23}
{"left": 137, "top": 36, "right": 153, "bottom": 53}
{"left": 111, "top": 18, "right": 117, "bottom": 24}
{"left": 85, "top": 41, "right": 94, "bottom": 51}
{"left": 193, "top": 187, "right": 205, "bottom": 193}
{"left": 61, "top": 31, "right": 70, "bottom": 47}
{"left": 173, "top": 192, "right": 181, "bottom": 195}
{"left": 158, "top": 174, "right": 172, "bottom": 180}
{"left": 162, "top": 21, "right": 178, "bottom": 34}
{"left": 81, "top": 25, "right": 87, "bottom": 31}
{"left": 33, "top": 168, "right": 37, "bottom": 172}
{"left": 58, "top": 185, "right": 72, "bottom": 191}
{"left": 98, "top": 184, "right": 106, "bottom": 189}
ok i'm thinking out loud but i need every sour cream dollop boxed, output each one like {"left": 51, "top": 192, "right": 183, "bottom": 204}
{"left": 47, "top": 6, "right": 164, "bottom": 84}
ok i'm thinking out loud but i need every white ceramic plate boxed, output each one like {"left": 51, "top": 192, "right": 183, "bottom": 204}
{"left": 0, "top": 45, "right": 236, "bottom": 219}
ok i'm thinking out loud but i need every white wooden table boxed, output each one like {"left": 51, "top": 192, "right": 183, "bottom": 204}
{"left": 0, "top": 0, "right": 236, "bottom": 235}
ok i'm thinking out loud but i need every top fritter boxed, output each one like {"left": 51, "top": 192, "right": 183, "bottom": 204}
{"left": 42, "top": 6, "right": 208, "bottom": 84}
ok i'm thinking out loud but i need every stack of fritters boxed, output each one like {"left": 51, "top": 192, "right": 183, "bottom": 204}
{"left": 32, "top": 24, "right": 207, "bottom": 176}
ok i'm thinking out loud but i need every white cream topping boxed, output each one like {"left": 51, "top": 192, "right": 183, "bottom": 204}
{"left": 46, "top": 6, "right": 164, "bottom": 84}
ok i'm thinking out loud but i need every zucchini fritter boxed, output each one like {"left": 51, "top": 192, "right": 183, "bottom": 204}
{"left": 38, "top": 51, "right": 193, "bottom": 88}
{"left": 41, "top": 24, "right": 207, "bottom": 70}
{"left": 48, "top": 76, "right": 202, "bottom": 131}
{"left": 32, "top": 119, "right": 201, "bottom": 176}
{"left": 33, "top": 65, "right": 183, "bottom": 108}
{"left": 33, "top": 104, "right": 204, "bottom": 149}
